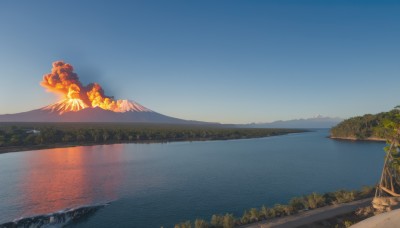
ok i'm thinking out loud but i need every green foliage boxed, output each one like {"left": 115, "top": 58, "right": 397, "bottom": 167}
{"left": 249, "top": 208, "right": 259, "bottom": 222}
{"left": 0, "top": 123, "right": 304, "bottom": 151}
{"left": 330, "top": 109, "right": 400, "bottom": 140}
{"left": 211, "top": 214, "right": 224, "bottom": 227}
{"left": 344, "top": 220, "right": 353, "bottom": 227}
{"left": 306, "top": 192, "right": 326, "bottom": 209}
{"left": 240, "top": 211, "right": 250, "bottom": 225}
{"left": 222, "top": 214, "right": 235, "bottom": 228}
{"left": 259, "top": 205, "right": 269, "bottom": 220}
{"left": 289, "top": 197, "right": 307, "bottom": 212}
{"left": 194, "top": 219, "right": 209, "bottom": 228}
{"left": 174, "top": 187, "right": 375, "bottom": 228}
{"left": 175, "top": 221, "right": 192, "bottom": 228}
{"left": 333, "top": 190, "right": 355, "bottom": 204}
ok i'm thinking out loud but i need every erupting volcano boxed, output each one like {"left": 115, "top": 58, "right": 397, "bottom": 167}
{"left": 0, "top": 61, "right": 211, "bottom": 124}
{"left": 40, "top": 61, "right": 152, "bottom": 114}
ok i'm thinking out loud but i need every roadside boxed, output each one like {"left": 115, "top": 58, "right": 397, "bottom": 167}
{"left": 241, "top": 198, "right": 372, "bottom": 228}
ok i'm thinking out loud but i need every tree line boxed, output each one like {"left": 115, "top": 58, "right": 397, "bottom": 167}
{"left": 0, "top": 123, "right": 304, "bottom": 150}
{"left": 330, "top": 108, "right": 400, "bottom": 140}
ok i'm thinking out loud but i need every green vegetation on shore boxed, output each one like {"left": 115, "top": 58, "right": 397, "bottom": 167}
{"left": 173, "top": 187, "right": 375, "bottom": 228}
{"left": 0, "top": 122, "right": 305, "bottom": 153}
{"left": 330, "top": 108, "right": 400, "bottom": 140}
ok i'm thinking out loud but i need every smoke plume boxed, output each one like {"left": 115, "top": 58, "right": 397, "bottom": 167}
{"left": 41, "top": 61, "right": 134, "bottom": 113}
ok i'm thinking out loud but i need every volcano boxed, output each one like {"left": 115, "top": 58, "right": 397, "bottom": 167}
{"left": 0, "top": 100, "right": 207, "bottom": 124}
{"left": 0, "top": 61, "right": 214, "bottom": 124}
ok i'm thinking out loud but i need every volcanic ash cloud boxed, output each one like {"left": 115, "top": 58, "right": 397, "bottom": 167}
{"left": 41, "top": 61, "right": 150, "bottom": 114}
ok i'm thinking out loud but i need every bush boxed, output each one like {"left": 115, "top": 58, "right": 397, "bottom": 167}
{"left": 289, "top": 197, "right": 307, "bottom": 212}
{"left": 222, "top": 214, "right": 235, "bottom": 228}
{"left": 249, "top": 208, "right": 259, "bottom": 222}
{"left": 334, "top": 190, "right": 355, "bottom": 204}
{"left": 259, "top": 205, "right": 269, "bottom": 220}
{"left": 359, "top": 186, "right": 375, "bottom": 198}
{"left": 306, "top": 192, "right": 326, "bottom": 209}
{"left": 240, "top": 211, "right": 250, "bottom": 225}
{"left": 210, "top": 214, "right": 224, "bottom": 227}
{"left": 194, "top": 219, "right": 209, "bottom": 228}
{"left": 175, "top": 221, "right": 192, "bottom": 228}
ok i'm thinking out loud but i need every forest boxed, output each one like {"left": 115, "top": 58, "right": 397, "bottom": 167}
{"left": 0, "top": 123, "right": 304, "bottom": 153}
{"left": 330, "top": 109, "right": 400, "bottom": 140}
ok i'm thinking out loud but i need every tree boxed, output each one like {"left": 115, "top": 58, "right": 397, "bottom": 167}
{"left": 102, "top": 130, "right": 110, "bottom": 141}
{"left": 10, "top": 134, "right": 20, "bottom": 145}
{"left": 375, "top": 106, "right": 400, "bottom": 199}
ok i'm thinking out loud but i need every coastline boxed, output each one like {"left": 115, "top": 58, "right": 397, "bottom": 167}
{"left": 329, "top": 136, "right": 386, "bottom": 142}
{"left": 0, "top": 132, "right": 302, "bottom": 154}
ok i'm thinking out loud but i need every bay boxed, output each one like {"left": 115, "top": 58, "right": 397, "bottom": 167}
{"left": 0, "top": 129, "right": 385, "bottom": 227}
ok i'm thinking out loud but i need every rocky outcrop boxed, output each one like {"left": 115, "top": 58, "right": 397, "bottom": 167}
{"left": 0, "top": 203, "right": 108, "bottom": 228}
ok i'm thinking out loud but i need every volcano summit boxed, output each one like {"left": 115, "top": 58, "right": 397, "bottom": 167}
{"left": 0, "top": 61, "right": 208, "bottom": 124}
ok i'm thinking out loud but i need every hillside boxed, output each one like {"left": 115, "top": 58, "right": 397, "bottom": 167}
{"left": 330, "top": 109, "right": 399, "bottom": 140}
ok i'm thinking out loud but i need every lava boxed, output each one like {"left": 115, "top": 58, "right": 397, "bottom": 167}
{"left": 40, "top": 61, "right": 150, "bottom": 114}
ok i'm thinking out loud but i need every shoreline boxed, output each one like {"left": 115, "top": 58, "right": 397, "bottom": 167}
{"left": 0, "top": 132, "right": 301, "bottom": 155}
{"left": 329, "top": 136, "right": 386, "bottom": 142}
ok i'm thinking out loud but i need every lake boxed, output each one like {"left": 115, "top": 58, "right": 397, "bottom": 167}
{"left": 0, "top": 129, "right": 385, "bottom": 227}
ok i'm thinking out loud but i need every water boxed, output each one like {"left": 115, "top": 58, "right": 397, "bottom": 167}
{"left": 0, "top": 129, "right": 385, "bottom": 227}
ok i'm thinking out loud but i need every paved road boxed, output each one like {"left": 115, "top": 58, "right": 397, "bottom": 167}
{"left": 241, "top": 198, "right": 373, "bottom": 228}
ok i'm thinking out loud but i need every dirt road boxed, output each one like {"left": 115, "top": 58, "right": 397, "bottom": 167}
{"left": 241, "top": 198, "right": 372, "bottom": 228}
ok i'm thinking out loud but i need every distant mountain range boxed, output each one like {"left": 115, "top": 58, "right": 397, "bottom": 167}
{"left": 242, "top": 115, "right": 343, "bottom": 128}
{"left": 0, "top": 101, "right": 212, "bottom": 124}
{"left": 0, "top": 100, "right": 342, "bottom": 128}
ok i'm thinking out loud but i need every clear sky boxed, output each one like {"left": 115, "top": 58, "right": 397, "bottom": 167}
{"left": 0, "top": 0, "right": 399, "bottom": 124}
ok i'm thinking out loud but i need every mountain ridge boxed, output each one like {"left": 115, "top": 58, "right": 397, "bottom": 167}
{"left": 0, "top": 105, "right": 214, "bottom": 124}
{"left": 242, "top": 116, "right": 343, "bottom": 128}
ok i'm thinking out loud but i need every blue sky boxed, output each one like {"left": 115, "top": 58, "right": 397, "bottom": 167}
{"left": 0, "top": 0, "right": 399, "bottom": 123}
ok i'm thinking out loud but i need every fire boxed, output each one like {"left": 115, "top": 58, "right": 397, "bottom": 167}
{"left": 40, "top": 61, "right": 147, "bottom": 114}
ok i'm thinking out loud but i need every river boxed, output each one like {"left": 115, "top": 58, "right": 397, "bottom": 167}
{"left": 0, "top": 129, "right": 385, "bottom": 227}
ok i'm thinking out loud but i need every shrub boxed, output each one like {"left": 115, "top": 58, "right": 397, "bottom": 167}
{"left": 334, "top": 190, "right": 355, "bottom": 204}
{"left": 175, "top": 221, "right": 192, "bottom": 228}
{"left": 289, "top": 197, "right": 307, "bottom": 212}
{"left": 259, "top": 205, "right": 269, "bottom": 220}
{"left": 273, "top": 204, "right": 287, "bottom": 217}
{"left": 306, "top": 192, "right": 326, "bottom": 209}
{"left": 240, "top": 211, "right": 250, "bottom": 225}
{"left": 344, "top": 220, "right": 353, "bottom": 227}
{"left": 194, "top": 219, "right": 209, "bottom": 228}
{"left": 210, "top": 214, "right": 224, "bottom": 227}
{"left": 222, "top": 214, "right": 235, "bottom": 228}
{"left": 249, "top": 208, "right": 259, "bottom": 222}
{"left": 359, "top": 186, "right": 375, "bottom": 198}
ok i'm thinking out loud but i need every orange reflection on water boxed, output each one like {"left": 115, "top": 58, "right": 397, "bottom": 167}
{"left": 20, "top": 145, "right": 124, "bottom": 217}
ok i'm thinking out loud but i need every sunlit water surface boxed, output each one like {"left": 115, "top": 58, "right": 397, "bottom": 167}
{"left": 0, "top": 129, "right": 385, "bottom": 227}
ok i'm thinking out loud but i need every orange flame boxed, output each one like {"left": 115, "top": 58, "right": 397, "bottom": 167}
{"left": 41, "top": 61, "right": 143, "bottom": 114}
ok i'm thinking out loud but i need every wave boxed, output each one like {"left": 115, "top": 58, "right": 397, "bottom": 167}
{"left": 0, "top": 203, "right": 109, "bottom": 228}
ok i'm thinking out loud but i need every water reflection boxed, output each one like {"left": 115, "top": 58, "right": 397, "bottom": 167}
{"left": 20, "top": 145, "right": 125, "bottom": 217}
